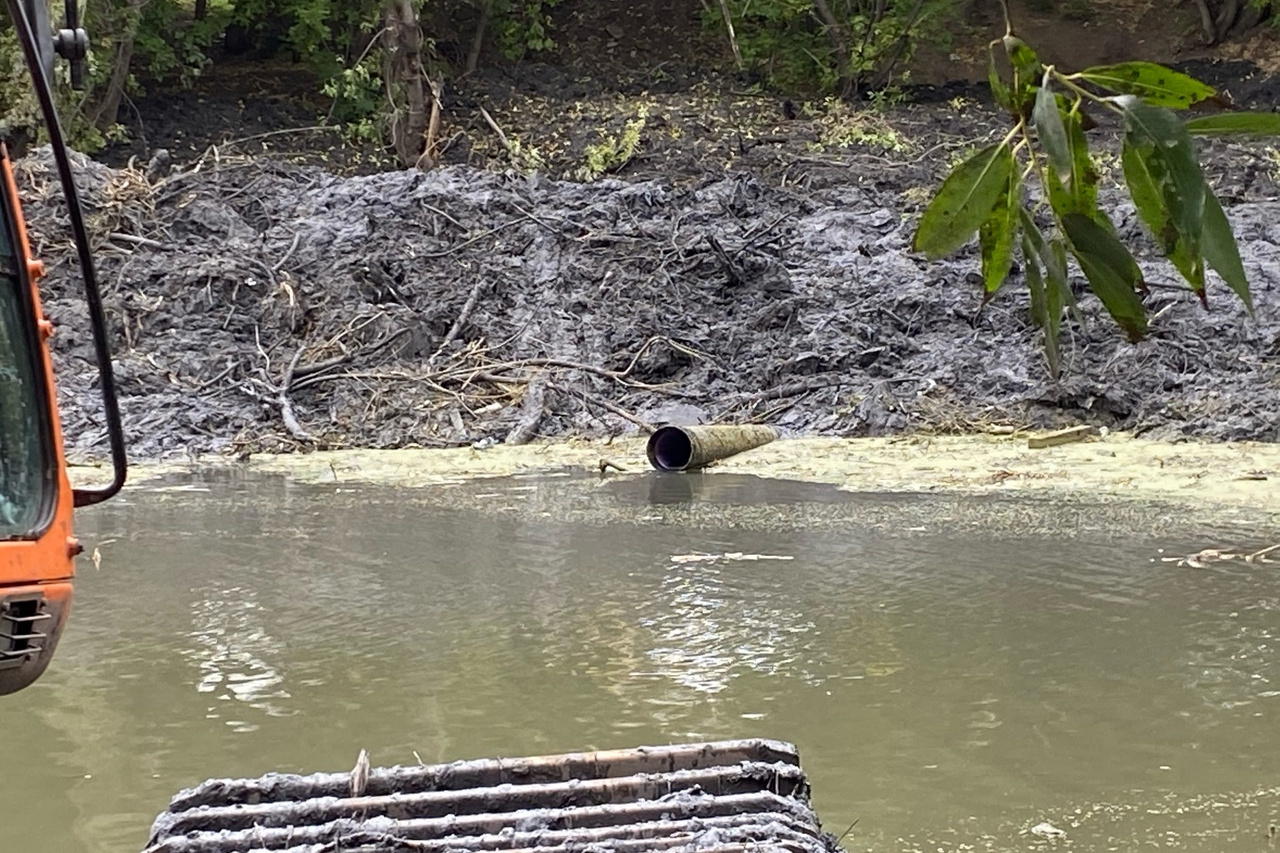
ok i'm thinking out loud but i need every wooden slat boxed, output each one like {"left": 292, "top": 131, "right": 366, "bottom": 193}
{"left": 270, "top": 820, "right": 825, "bottom": 853}
{"left": 154, "top": 761, "right": 807, "bottom": 836}
{"left": 145, "top": 792, "right": 820, "bottom": 853}
{"left": 165, "top": 739, "right": 799, "bottom": 811}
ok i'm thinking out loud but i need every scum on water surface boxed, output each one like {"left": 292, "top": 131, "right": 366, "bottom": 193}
{"left": 78, "top": 431, "right": 1280, "bottom": 536}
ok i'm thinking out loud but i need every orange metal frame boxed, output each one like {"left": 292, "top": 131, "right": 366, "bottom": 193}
{"left": 0, "top": 142, "right": 79, "bottom": 695}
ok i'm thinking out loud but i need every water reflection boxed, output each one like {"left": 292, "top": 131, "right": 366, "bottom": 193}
{"left": 638, "top": 560, "right": 819, "bottom": 698}
{"left": 185, "top": 585, "right": 292, "bottom": 728}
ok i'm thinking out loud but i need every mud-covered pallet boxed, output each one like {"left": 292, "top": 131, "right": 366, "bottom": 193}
{"left": 142, "top": 738, "right": 842, "bottom": 853}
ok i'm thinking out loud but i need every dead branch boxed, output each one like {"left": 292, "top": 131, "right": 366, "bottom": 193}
{"left": 811, "top": 0, "right": 853, "bottom": 93}
{"left": 430, "top": 279, "right": 487, "bottom": 365}
{"left": 717, "top": 0, "right": 745, "bottom": 71}
{"left": 279, "top": 345, "right": 311, "bottom": 441}
{"left": 552, "top": 382, "right": 655, "bottom": 434}
{"left": 478, "top": 106, "right": 514, "bottom": 156}
{"left": 504, "top": 375, "right": 548, "bottom": 445}
{"left": 272, "top": 233, "right": 302, "bottom": 272}
{"left": 108, "top": 231, "right": 164, "bottom": 249}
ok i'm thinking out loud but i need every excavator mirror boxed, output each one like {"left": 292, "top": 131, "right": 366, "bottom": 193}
{"left": 18, "top": 0, "right": 87, "bottom": 91}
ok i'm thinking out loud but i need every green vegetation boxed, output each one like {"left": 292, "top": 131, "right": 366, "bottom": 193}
{"left": 810, "top": 96, "right": 911, "bottom": 152}
{"left": 912, "top": 12, "right": 1280, "bottom": 377}
{"left": 1, "top": 0, "right": 575, "bottom": 163}
{"left": 4, "top": 0, "right": 1280, "bottom": 168}
{"left": 703, "top": 0, "right": 958, "bottom": 96}
{"left": 576, "top": 105, "right": 648, "bottom": 181}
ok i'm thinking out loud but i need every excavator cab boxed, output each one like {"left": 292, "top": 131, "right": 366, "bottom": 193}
{"left": 0, "top": 0, "right": 127, "bottom": 695}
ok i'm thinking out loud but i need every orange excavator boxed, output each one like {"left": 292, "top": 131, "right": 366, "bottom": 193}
{"left": 0, "top": 0, "right": 127, "bottom": 697}
{"left": 0, "top": 7, "right": 837, "bottom": 849}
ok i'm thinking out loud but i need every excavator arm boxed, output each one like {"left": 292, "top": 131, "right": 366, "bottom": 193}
{"left": 0, "top": 0, "right": 127, "bottom": 695}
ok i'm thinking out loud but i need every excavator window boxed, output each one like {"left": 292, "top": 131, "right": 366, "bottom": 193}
{"left": 0, "top": 188, "right": 51, "bottom": 540}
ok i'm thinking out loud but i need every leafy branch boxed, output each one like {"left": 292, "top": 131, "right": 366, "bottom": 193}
{"left": 912, "top": 33, "right": 1280, "bottom": 377}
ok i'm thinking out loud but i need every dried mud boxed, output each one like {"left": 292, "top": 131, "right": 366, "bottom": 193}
{"left": 18, "top": 67, "right": 1280, "bottom": 463}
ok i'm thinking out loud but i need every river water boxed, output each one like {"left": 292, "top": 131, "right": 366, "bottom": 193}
{"left": 1, "top": 468, "right": 1277, "bottom": 852}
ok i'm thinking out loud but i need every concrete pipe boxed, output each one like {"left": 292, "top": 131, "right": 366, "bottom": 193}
{"left": 645, "top": 424, "right": 780, "bottom": 472}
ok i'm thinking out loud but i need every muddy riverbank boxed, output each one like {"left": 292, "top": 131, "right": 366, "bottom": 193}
{"left": 19, "top": 65, "right": 1280, "bottom": 463}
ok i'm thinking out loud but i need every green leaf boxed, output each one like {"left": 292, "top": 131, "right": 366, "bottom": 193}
{"left": 1047, "top": 236, "right": 1077, "bottom": 324}
{"left": 1019, "top": 221, "right": 1062, "bottom": 377}
{"left": 1121, "top": 101, "right": 1205, "bottom": 237}
{"left": 1062, "top": 212, "right": 1148, "bottom": 342}
{"left": 1033, "top": 77, "right": 1071, "bottom": 181}
{"left": 913, "top": 142, "right": 1015, "bottom": 260}
{"left": 1120, "top": 136, "right": 1172, "bottom": 248}
{"left": 1121, "top": 137, "right": 1204, "bottom": 295}
{"left": 1003, "top": 35, "right": 1041, "bottom": 112}
{"left": 1003, "top": 35, "right": 1041, "bottom": 80}
{"left": 979, "top": 170, "right": 1022, "bottom": 297}
{"left": 1045, "top": 111, "right": 1099, "bottom": 221}
{"left": 1201, "top": 187, "right": 1254, "bottom": 313}
{"left": 1020, "top": 208, "right": 1076, "bottom": 331}
{"left": 1022, "top": 236, "right": 1059, "bottom": 377}
{"left": 1184, "top": 111, "right": 1280, "bottom": 137}
{"left": 988, "top": 48, "right": 1012, "bottom": 111}
{"left": 1077, "top": 61, "right": 1216, "bottom": 109}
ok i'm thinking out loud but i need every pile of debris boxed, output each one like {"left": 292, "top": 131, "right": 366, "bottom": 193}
{"left": 16, "top": 117, "right": 1280, "bottom": 461}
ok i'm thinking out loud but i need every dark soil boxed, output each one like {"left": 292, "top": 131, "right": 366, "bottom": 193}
{"left": 19, "top": 63, "right": 1280, "bottom": 463}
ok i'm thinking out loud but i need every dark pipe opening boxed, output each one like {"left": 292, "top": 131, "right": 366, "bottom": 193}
{"left": 647, "top": 426, "right": 693, "bottom": 471}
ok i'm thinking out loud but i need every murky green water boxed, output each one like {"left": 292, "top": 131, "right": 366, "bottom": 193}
{"left": 1, "top": 470, "right": 1277, "bottom": 852}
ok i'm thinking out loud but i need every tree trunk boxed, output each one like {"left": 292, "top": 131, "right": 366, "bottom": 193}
{"left": 465, "top": 0, "right": 493, "bottom": 75}
{"left": 811, "top": 0, "right": 853, "bottom": 95}
{"left": 382, "top": 0, "right": 428, "bottom": 168}
{"left": 1229, "top": 2, "right": 1267, "bottom": 37}
{"left": 1197, "top": 0, "right": 1274, "bottom": 42}
{"left": 90, "top": 0, "right": 147, "bottom": 131}
{"left": 194, "top": 0, "right": 208, "bottom": 20}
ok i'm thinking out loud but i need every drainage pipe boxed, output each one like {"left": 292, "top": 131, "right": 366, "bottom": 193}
{"left": 645, "top": 424, "right": 780, "bottom": 472}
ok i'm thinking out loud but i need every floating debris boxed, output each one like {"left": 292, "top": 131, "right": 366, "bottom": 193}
{"left": 1030, "top": 820, "right": 1067, "bottom": 839}
{"left": 1161, "top": 543, "right": 1279, "bottom": 569}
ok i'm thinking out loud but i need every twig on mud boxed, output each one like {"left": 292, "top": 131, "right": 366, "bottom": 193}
{"left": 478, "top": 106, "right": 514, "bottom": 155}
{"left": 450, "top": 356, "right": 661, "bottom": 389}
{"left": 436, "top": 336, "right": 714, "bottom": 394}
{"left": 417, "top": 223, "right": 515, "bottom": 259}
{"left": 207, "top": 125, "right": 335, "bottom": 154}
{"left": 289, "top": 329, "right": 410, "bottom": 393}
{"left": 422, "top": 202, "right": 466, "bottom": 231}
{"left": 551, "top": 381, "right": 655, "bottom": 434}
{"left": 511, "top": 201, "right": 580, "bottom": 237}
{"left": 254, "top": 324, "right": 272, "bottom": 377}
{"left": 108, "top": 231, "right": 164, "bottom": 249}
{"left": 191, "top": 363, "right": 239, "bottom": 394}
{"left": 243, "top": 256, "right": 278, "bottom": 289}
{"left": 279, "top": 345, "right": 311, "bottom": 441}
{"left": 272, "top": 233, "right": 302, "bottom": 272}
{"left": 732, "top": 375, "right": 848, "bottom": 404}
{"left": 504, "top": 375, "right": 548, "bottom": 445}
{"left": 734, "top": 215, "right": 789, "bottom": 259}
{"left": 430, "top": 279, "right": 487, "bottom": 365}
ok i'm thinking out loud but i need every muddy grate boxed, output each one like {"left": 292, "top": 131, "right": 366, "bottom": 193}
{"left": 142, "top": 738, "right": 842, "bottom": 853}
